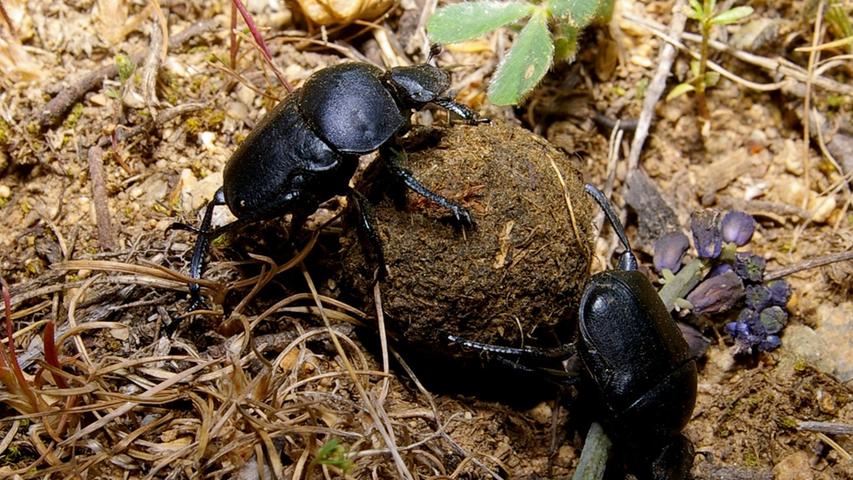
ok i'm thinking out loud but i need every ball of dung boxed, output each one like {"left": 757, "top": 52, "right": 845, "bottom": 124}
{"left": 340, "top": 121, "right": 593, "bottom": 362}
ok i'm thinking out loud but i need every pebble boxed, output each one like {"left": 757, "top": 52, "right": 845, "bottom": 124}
{"left": 527, "top": 401, "right": 553, "bottom": 425}
{"left": 808, "top": 195, "right": 836, "bottom": 223}
{"left": 0, "top": 184, "right": 11, "bottom": 199}
{"left": 780, "top": 324, "right": 835, "bottom": 376}
{"left": 812, "top": 302, "right": 853, "bottom": 382}
{"left": 772, "top": 451, "right": 813, "bottom": 480}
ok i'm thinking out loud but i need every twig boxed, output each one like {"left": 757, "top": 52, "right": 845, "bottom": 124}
{"left": 626, "top": 0, "right": 688, "bottom": 171}
{"left": 765, "top": 250, "right": 853, "bottom": 281}
{"left": 572, "top": 422, "right": 611, "bottom": 480}
{"left": 231, "top": 0, "right": 293, "bottom": 92}
{"left": 96, "top": 102, "right": 206, "bottom": 148}
{"left": 37, "top": 19, "right": 217, "bottom": 129}
{"left": 802, "top": 0, "right": 826, "bottom": 211}
{"left": 623, "top": 13, "right": 853, "bottom": 96}
{"left": 87, "top": 146, "right": 115, "bottom": 251}
{"left": 140, "top": 12, "right": 165, "bottom": 114}
{"left": 798, "top": 421, "right": 853, "bottom": 435}
{"left": 0, "top": 1, "right": 15, "bottom": 37}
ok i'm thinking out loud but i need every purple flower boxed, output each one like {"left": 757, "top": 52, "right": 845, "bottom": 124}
{"left": 759, "top": 335, "right": 781, "bottom": 351}
{"left": 734, "top": 253, "right": 766, "bottom": 283}
{"left": 745, "top": 284, "right": 772, "bottom": 311}
{"left": 721, "top": 211, "right": 756, "bottom": 246}
{"left": 725, "top": 307, "right": 784, "bottom": 354}
{"left": 767, "top": 279, "right": 791, "bottom": 307}
{"left": 708, "top": 263, "right": 733, "bottom": 278}
{"left": 759, "top": 306, "right": 788, "bottom": 334}
{"left": 686, "top": 270, "right": 745, "bottom": 315}
{"left": 654, "top": 232, "right": 690, "bottom": 273}
{"left": 690, "top": 210, "right": 722, "bottom": 259}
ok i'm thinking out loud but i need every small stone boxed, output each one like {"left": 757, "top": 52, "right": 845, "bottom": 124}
{"left": 0, "top": 185, "right": 11, "bottom": 199}
{"left": 527, "top": 401, "right": 553, "bottom": 425}
{"left": 813, "top": 302, "right": 853, "bottom": 382}
{"left": 774, "top": 175, "right": 809, "bottom": 206}
{"left": 226, "top": 101, "right": 250, "bottom": 122}
{"left": 772, "top": 451, "right": 813, "bottom": 480}
{"left": 778, "top": 139, "right": 804, "bottom": 176}
{"left": 808, "top": 195, "right": 836, "bottom": 223}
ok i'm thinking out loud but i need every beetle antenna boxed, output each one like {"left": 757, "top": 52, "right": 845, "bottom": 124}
{"left": 584, "top": 184, "right": 638, "bottom": 271}
{"left": 428, "top": 44, "right": 441, "bottom": 65}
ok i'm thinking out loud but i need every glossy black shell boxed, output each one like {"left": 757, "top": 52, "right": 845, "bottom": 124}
{"left": 222, "top": 97, "right": 356, "bottom": 220}
{"left": 300, "top": 63, "right": 405, "bottom": 153}
{"left": 223, "top": 62, "right": 410, "bottom": 221}
{"left": 577, "top": 269, "right": 698, "bottom": 442}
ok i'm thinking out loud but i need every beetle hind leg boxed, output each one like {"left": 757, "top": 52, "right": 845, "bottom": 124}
{"left": 347, "top": 188, "right": 388, "bottom": 281}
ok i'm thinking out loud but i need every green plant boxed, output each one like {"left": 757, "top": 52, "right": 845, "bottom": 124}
{"left": 310, "top": 438, "right": 352, "bottom": 472}
{"left": 666, "top": 1, "right": 753, "bottom": 119}
{"left": 428, "top": 0, "right": 613, "bottom": 105}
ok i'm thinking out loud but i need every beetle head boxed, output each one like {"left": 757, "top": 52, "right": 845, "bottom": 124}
{"left": 386, "top": 64, "right": 450, "bottom": 108}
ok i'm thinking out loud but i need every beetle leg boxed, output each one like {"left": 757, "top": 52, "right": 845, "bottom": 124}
{"left": 448, "top": 334, "right": 577, "bottom": 360}
{"left": 432, "top": 97, "right": 490, "bottom": 125}
{"left": 347, "top": 188, "right": 388, "bottom": 281}
{"left": 382, "top": 146, "right": 475, "bottom": 229}
{"left": 448, "top": 335, "right": 581, "bottom": 386}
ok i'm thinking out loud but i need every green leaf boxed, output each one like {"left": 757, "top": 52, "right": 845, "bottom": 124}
{"left": 689, "top": 59, "right": 701, "bottom": 77}
{"left": 687, "top": 0, "right": 704, "bottom": 20}
{"left": 553, "top": 27, "right": 579, "bottom": 62}
{"left": 666, "top": 82, "right": 695, "bottom": 101}
{"left": 703, "top": 71, "right": 720, "bottom": 87}
{"left": 487, "top": 9, "right": 553, "bottom": 105}
{"left": 115, "top": 54, "right": 135, "bottom": 83}
{"left": 710, "top": 6, "right": 753, "bottom": 25}
{"left": 551, "top": 0, "right": 599, "bottom": 27}
{"left": 428, "top": 2, "right": 536, "bottom": 44}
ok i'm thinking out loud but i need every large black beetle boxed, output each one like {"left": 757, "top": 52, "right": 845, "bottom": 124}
{"left": 450, "top": 184, "right": 698, "bottom": 479}
{"left": 170, "top": 60, "right": 487, "bottom": 309}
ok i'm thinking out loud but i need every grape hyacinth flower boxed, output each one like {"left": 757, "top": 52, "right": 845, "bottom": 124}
{"left": 686, "top": 270, "right": 745, "bottom": 315}
{"left": 721, "top": 210, "right": 755, "bottom": 246}
{"left": 766, "top": 279, "right": 792, "bottom": 307}
{"left": 654, "top": 231, "right": 690, "bottom": 273}
{"left": 734, "top": 253, "right": 766, "bottom": 283}
{"left": 690, "top": 210, "right": 722, "bottom": 259}
{"left": 725, "top": 308, "right": 781, "bottom": 355}
{"left": 759, "top": 306, "right": 788, "bottom": 334}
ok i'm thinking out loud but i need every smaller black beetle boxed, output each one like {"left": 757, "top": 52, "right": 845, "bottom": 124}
{"left": 450, "top": 184, "right": 698, "bottom": 480}
{"left": 170, "top": 57, "right": 487, "bottom": 310}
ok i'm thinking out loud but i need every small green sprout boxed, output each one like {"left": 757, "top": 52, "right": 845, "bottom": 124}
{"left": 667, "top": 1, "right": 753, "bottom": 119}
{"left": 428, "top": 0, "right": 613, "bottom": 105}
{"left": 115, "top": 54, "right": 136, "bottom": 84}
{"left": 310, "top": 438, "right": 352, "bottom": 472}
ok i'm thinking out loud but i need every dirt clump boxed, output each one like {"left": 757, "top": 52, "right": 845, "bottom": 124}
{"left": 339, "top": 120, "right": 593, "bottom": 368}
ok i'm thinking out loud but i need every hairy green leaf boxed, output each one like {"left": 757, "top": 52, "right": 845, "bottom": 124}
{"left": 711, "top": 6, "right": 753, "bottom": 25}
{"left": 551, "top": 0, "right": 599, "bottom": 27}
{"left": 428, "top": 1, "right": 536, "bottom": 44}
{"left": 666, "top": 82, "right": 696, "bottom": 101}
{"left": 488, "top": 9, "right": 553, "bottom": 105}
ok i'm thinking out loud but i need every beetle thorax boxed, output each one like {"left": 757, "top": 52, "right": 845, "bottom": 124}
{"left": 386, "top": 65, "right": 450, "bottom": 109}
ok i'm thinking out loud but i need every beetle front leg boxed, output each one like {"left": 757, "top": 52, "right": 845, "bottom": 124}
{"left": 167, "top": 188, "right": 233, "bottom": 311}
{"left": 382, "top": 146, "right": 475, "bottom": 229}
{"left": 433, "top": 97, "right": 490, "bottom": 125}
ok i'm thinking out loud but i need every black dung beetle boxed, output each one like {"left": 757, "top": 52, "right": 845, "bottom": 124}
{"left": 170, "top": 57, "right": 487, "bottom": 309}
{"left": 450, "top": 184, "right": 698, "bottom": 480}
